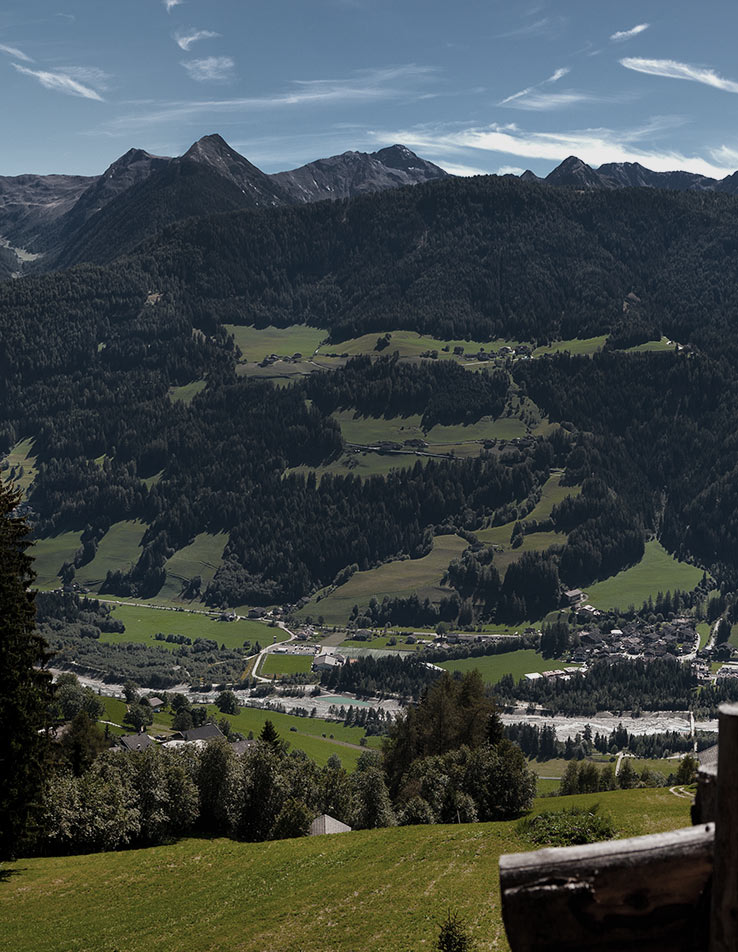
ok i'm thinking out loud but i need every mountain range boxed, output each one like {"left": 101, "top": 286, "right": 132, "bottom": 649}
{"left": 0, "top": 135, "right": 447, "bottom": 277}
{"left": 3, "top": 133, "right": 738, "bottom": 281}
{"left": 522, "top": 154, "right": 738, "bottom": 193}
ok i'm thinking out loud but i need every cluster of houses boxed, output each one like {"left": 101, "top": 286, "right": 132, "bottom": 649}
{"left": 258, "top": 352, "right": 304, "bottom": 367}
{"left": 574, "top": 617, "right": 699, "bottom": 663}
{"left": 117, "top": 721, "right": 247, "bottom": 753}
{"left": 464, "top": 344, "right": 532, "bottom": 362}
{"left": 524, "top": 667, "right": 582, "bottom": 683}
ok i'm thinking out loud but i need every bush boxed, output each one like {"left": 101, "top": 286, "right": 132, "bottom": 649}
{"left": 518, "top": 804, "right": 615, "bottom": 847}
{"left": 437, "top": 910, "right": 474, "bottom": 952}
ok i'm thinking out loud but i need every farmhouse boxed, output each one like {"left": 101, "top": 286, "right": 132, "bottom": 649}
{"left": 564, "top": 588, "right": 586, "bottom": 606}
{"left": 181, "top": 723, "right": 224, "bottom": 743}
{"left": 312, "top": 652, "right": 345, "bottom": 672}
{"left": 119, "top": 733, "right": 155, "bottom": 752}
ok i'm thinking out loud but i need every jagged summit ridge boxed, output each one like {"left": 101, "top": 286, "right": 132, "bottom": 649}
{"left": 536, "top": 155, "right": 738, "bottom": 194}
{"left": 271, "top": 144, "right": 448, "bottom": 202}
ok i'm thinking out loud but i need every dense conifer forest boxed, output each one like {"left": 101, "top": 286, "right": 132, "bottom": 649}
{"left": 5, "top": 174, "right": 738, "bottom": 614}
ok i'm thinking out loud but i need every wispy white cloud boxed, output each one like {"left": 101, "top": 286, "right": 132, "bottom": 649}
{"left": 438, "top": 162, "right": 489, "bottom": 176}
{"left": 499, "top": 66, "right": 620, "bottom": 111}
{"left": 0, "top": 43, "right": 33, "bottom": 62}
{"left": 175, "top": 29, "right": 220, "bottom": 52}
{"left": 709, "top": 145, "right": 738, "bottom": 169}
{"left": 57, "top": 66, "right": 111, "bottom": 91}
{"left": 181, "top": 56, "right": 235, "bottom": 82}
{"left": 493, "top": 17, "right": 554, "bottom": 39}
{"left": 610, "top": 23, "right": 649, "bottom": 42}
{"left": 12, "top": 63, "right": 105, "bottom": 100}
{"left": 102, "top": 65, "right": 436, "bottom": 130}
{"left": 370, "top": 118, "right": 734, "bottom": 179}
{"left": 621, "top": 57, "right": 738, "bottom": 94}
{"left": 163, "top": 0, "right": 183, "bottom": 11}
{"left": 501, "top": 66, "right": 569, "bottom": 105}
{"left": 504, "top": 90, "right": 611, "bottom": 111}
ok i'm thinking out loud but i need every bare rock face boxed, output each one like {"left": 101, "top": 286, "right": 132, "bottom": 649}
{"left": 184, "top": 134, "right": 291, "bottom": 207}
{"left": 271, "top": 145, "right": 448, "bottom": 203}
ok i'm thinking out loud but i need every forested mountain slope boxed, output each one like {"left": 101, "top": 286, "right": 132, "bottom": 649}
{"left": 135, "top": 174, "right": 738, "bottom": 354}
{"left": 3, "top": 173, "right": 738, "bottom": 615}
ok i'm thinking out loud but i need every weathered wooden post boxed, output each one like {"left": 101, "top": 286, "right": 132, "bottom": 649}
{"left": 710, "top": 703, "right": 738, "bottom": 951}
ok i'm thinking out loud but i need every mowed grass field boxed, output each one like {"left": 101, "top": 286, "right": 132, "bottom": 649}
{"left": 531, "top": 336, "right": 607, "bottom": 358}
{"left": 438, "top": 649, "right": 578, "bottom": 685}
{"left": 316, "top": 329, "right": 524, "bottom": 360}
{"left": 226, "top": 324, "right": 327, "bottom": 362}
{"left": 474, "top": 472, "right": 578, "bottom": 580}
{"left": 74, "top": 520, "right": 147, "bottom": 590}
{"left": 286, "top": 449, "right": 431, "bottom": 481}
{"left": 697, "top": 623, "right": 712, "bottom": 650}
{"left": 332, "top": 410, "right": 527, "bottom": 446}
{"left": 585, "top": 540, "right": 705, "bottom": 610}
{"left": 477, "top": 471, "right": 579, "bottom": 544}
{"left": 625, "top": 337, "right": 674, "bottom": 354}
{"left": 2, "top": 436, "right": 38, "bottom": 497}
{"left": 98, "top": 604, "right": 279, "bottom": 652}
{"left": 0, "top": 788, "right": 691, "bottom": 952}
{"left": 526, "top": 756, "right": 681, "bottom": 781}
{"left": 259, "top": 653, "right": 314, "bottom": 677}
{"left": 31, "top": 530, "right": 82, "bottom": 589}
{"left": 300, "top": 534, "right": 468, "bottom": 625}
{"left": 156, "top": 532, "right": 228, "bottom": 603}
{"left": 31, "top": 527, "right": 231, "bottom": 606}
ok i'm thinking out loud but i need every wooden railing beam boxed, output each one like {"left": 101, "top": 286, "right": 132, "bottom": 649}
{"left": 709, "top": 703, "right": 738, "bottom": 952}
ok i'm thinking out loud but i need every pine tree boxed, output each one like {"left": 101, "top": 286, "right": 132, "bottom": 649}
{"left": 0, "top": 482, "right": 53, "bottom": 859}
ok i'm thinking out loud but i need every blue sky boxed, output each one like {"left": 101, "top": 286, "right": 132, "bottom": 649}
{"left": 2, "top": 0, "right": 738, "bottom": 178}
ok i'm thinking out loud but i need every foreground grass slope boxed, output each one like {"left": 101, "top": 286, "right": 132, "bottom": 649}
{"left": 0, "top": 789, "right": 690, "bottom": 952}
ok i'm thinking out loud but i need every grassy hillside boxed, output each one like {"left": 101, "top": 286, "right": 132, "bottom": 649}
{"left": 74, "top": 520, "right": 147, "bottom": 590}
{"left": 286, "top": 449, "right": 432, "bottom": 481}
{"left": 316, "top": 329, "right": 524, "bottom": 360}
{"left": 156, "top": 532, "right": 228, "bottom": 603}
{"left": 2, "top": 436, "right": 38, "bottom": 497}
{"left": 97, "top": 697, "right": 375, "bottom": 768}
{"left": 300, "top": 534, "right": 468, "bottom": 624}
{"left": 31, "top": 530, "right": 82, "bottom": 589}
{"left": 0, "top": 788, "right": 691, "bottom": 952}
{"left": 586, "top": 540, "right": 705, "bottom": 610}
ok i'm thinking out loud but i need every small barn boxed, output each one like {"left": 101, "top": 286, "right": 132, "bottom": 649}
{"left": 309, "top": 814, "right": 352, "bottom": 836}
